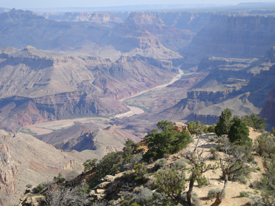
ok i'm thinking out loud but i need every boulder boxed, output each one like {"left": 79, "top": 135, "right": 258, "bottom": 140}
{"left": 173, "top": 122, "right": 189, "bottom": 133}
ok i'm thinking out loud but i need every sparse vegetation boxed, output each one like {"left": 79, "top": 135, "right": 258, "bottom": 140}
{"left": 260, "top": 159, "right": 275, "bottom": 206}
{"left": 243, "top": 113, "right": 268, "bottom": 132}
{"left": 154, "top": 167, "right": 186, "bottom": 205}
{"left": 154, "top": 158, "right": 167, "bottom": 169}
{"left": 83, "top": 158, "right": 98, "bottom": 172}
{"left": 27, "top": 117, "right": 272, "bottom": 206}
{"left": 53, "top": 173, "right": 65, "bottom": 184}
{"left": 187, "top": 121, "right": 206, "bottom": 135}
{"left": 207, "top": 124, "right": 216, "bottom": 133}
{"left": 208, "top": 189, "right": 225, "bottom": 200}
{"left": 240, "top": 191, "right": 250, "bottom": 197}
{"left": 134, "top": 163, "right": 148, "bottom": 183}
{"left": 254, "top": 133, "right": 275, "bottom": 158}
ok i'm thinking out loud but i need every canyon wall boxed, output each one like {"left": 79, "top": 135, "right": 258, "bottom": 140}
{"left": 261, "top": 88, "right": 275, "bottom": 124}
{"left": 184, "top": 14, "right": 275, "bottom": 65}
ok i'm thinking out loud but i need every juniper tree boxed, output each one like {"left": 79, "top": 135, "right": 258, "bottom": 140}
{"left": 215, "top": 108, "right": 232, "bottom": 136}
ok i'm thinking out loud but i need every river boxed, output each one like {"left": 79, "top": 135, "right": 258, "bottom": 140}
{"left": 115, "top": 66, "right": 184, "bottom": 118}
{"left": 24, "top": 67, "right": 184, "bottom": 135}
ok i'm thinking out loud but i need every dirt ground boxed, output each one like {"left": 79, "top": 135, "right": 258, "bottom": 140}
{"left": 166, "top": 129, "right": 264, "bottom": 206}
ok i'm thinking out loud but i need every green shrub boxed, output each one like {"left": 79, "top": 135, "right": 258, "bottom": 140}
{"left": 235, "top": 174, "right": 247, "bottom": 184}
{"left": 228, "top": 116, "right": 251, "bottom": 146}
{"left": 134, "top": 163, "right": 147, "bottom": 183}
{"left": 207, "top": 124, "right": 216, "bottom": 133}
{"left": 131, "top": 153, "right": 143, "bottom": 165}
{"left": 173, "top": 159, "right": 186, "bottom": 170}
{"left": 272, "top": 127, "right": 275, "bottom": 136}
{"left": 259, "top": 159, "right": 275, "bottom": 206}
{"left": 197, "top": 176, "right": 208, "bottom": 188}
{"left": 191, "top": 192, "right": 202, "bottom": 206}
{"left": 130, "top": 203, "right": 141, "bottom": 206}
{"left": 188, "top": 121, "right": 205, "bottom": 135}
{"left": 144, "top": 121, "right": 191, "bottom": 160}
{"left": 207, "top": 189, "right": 225, "bottom": 200}
{"left": 256, "top": 167, "right": 261, "bottom": 171}
{"left": 243, "top": 113, "right": 267, "bottom": 131}
{"left": 240, "top": 191, "right": 250, "bottom": 197}
{"left": 154, "top": 167, "right": 186, "bottom": 200}
{"left": 34, "top": 184, "right": 44, "bottom": 193}
{"left": 53, "top": 173, "right": 65, "bottom": 183}
{"left": 154, "top": 158, "right": 167, "bottom": 169}
{"left": 210, "top": 147, "right": 219, "bottom": 160}
{"left": 135, "top": 188, "right": 153, "bottom": 204}
{"left": 83, "top": 158, "right": 98, "bottom": 172}
{"left": 250, "top": 181, "right": 260, "bottom": 189}
{"left": 254, "top": 133, "right": 275, "bottom": 158}
{"left": 123, "top": 139, "right": 137, "bottom": 163}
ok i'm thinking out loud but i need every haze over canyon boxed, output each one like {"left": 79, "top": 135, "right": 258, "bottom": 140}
{"left": 0, "top": 3, "right": 275, "bottom": 205}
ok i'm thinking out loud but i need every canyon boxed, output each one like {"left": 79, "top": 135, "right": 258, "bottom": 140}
{"left": 0, "top": 5, "right": 275, "bottom": 205}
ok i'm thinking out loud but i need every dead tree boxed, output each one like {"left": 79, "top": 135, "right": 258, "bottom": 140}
{"left": 184, "top": 135, "right": 217, "bottom": 206}
{"left": 211, "top": 138, "right": 249, "bottom": 206}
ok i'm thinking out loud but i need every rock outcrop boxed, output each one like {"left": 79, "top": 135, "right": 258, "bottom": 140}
{"left": 0, "top": 130, "right": 86, "bottom": 205}
{"left": 173, "top": 122, "right": 189, "bottom": 133}
{"left": 0, "top": 144, "right": 19, "bottom": 205}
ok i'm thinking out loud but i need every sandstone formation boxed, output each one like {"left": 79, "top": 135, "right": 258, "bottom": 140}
{"left": 173, "top": 122, "right": 189, "bottom": 133}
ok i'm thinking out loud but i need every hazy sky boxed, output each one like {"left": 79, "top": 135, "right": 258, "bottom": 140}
{"left": 0, "top": 0, "right": 275, "bottom": 9}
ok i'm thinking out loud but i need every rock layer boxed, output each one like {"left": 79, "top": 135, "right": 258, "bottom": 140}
{"left": 261, "top": 88, "right": 275, "bottom": 124}
{"left": 184, "top": 14, "right": 275, "bottom": 65}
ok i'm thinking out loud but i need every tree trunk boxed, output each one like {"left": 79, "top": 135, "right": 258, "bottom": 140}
{"left": 187, "top": 177, "right": 195, "bottom": 206}
{"left": 211, "top": 175, "right": 228, "bottom": 206}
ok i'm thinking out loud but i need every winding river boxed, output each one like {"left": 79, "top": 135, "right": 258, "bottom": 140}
{"left": 24, "top": 67, "right": 184, "bottom": 135}
{"left": 115, "top": 66, "right": 184, "bottom": 118}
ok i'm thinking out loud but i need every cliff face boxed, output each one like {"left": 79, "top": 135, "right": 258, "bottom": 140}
{"left": 112, "top": 12, "right": 195, "bottom": 51}
{"left": 0, "top": 9, "right": 182, "bottom": 59}
{"left": 46, "top": 12, "right": 123, "bottom": 25}
{"left": 261, "top": 88, "right": 275, "bottom": 124}
{"left": 0, "top": 130, "right": 86, "bottom": 205}
{"left": 0, "top": 144, "right": 19, "bottom": 206}
{"left": 155, "top": 11, "right": 213, "bottom": 32}
{"left": 0, "top": 91, "right": 129, "bottom": 133}
{"left": 244, "top": 65, "right": 275, "bottom": 107}
{"left": 0, "top": 47, "right": 175, "bottom": 132}
{"left": 187, "top": 89, "right": 234, "bottom": 102}
{"left": 185, "top": 14, "right": 275, "bottom": 64}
